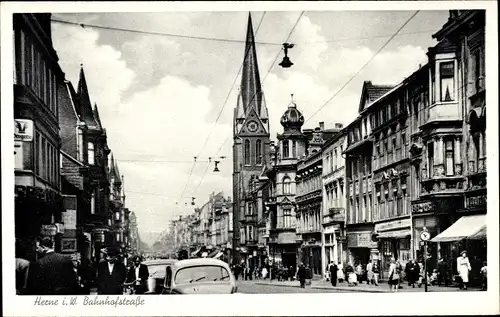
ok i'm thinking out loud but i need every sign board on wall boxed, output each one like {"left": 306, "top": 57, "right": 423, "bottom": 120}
{"left": 347, "top": 232, "right": 377, "bottom": 248}
{"left": 61, "top": 238, "right": 77, "bottom": 252}
{"left": 375, "top": 218, "right": 411, "bottom": 232}
{"left": 40, "top": 225, "right": 57, "bottom": 236}
{"left": 14, "top": 119, "right": 34, "bottom": 142}
{"left": 62, "top": 210, "right": 77, "bottom": 230}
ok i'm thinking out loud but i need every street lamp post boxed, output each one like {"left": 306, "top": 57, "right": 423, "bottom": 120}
{"left": 420, "top": 227, "right": 431, "bottom": 293}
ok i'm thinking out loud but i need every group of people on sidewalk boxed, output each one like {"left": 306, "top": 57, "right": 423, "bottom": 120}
{"left": 16, "top": 237, "right": 151, "bottom": 295}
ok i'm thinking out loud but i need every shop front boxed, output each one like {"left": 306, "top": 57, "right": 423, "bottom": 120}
{"left": 269, "top": 231, "right": 298, "bottom": 270}
{"left": 346, "top": 228, "right": 378, "bottom": 267}
{"left": 300, "top": 234, "right": 322, "bottom": 277}
{"left": 321, "top": 224, "right": 344, "bottom": 278}
{"left": 374, "top": 217, "right": 412, "bottom": 276}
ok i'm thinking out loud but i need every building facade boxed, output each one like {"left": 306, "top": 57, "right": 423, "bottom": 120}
{"left": 344, "top": 82, "right": 395, "bottom": 268}
{"left": 232, "top": 14, "right": 271, "bottom": 264}
{"left": 296, "top": 127, "right": 325, "bottom": 277}
{"left": 321, "top": 125, "right": 347, "bottom": 277}
{"left": 265, "top": 98, "right": 308, "bottom": 270}
{"left": 14, "top": 13, "right": 66, "bottom": 261}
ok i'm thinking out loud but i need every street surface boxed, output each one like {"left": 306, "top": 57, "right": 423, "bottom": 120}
{"left": 236, "top": 280, "right": 343, "bottom": 293}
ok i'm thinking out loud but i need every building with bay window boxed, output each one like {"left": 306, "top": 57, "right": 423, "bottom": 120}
{"left": 321, "top": 124, "right": 347, "bottom": 277}
{"left": 14, "top": 13, "right": 65, "bottom": 261}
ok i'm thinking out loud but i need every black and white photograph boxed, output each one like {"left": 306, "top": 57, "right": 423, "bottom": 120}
{"left": 2, "top": 1, "right": 498, "bottom": 316}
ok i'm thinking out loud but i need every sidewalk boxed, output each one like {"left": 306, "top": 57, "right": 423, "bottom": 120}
{"left": 254, "top": 279, "right": 482, "bottom": 293}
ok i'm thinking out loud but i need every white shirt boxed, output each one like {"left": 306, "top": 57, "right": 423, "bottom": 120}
{"left": 135, "top": 266, "right": 140, "bottom": 280}
{"left": 108, "top": 262, "right": 114, "bottom": 274}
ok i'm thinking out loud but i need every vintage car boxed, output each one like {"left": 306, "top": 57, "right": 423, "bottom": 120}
{"left": 161, "top": 258, "right": 237, "bottom": 294}
{"left": 142, "top": 259, "right": 178, "bottom": 294}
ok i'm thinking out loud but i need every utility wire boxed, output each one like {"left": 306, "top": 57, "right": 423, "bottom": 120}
{"left": 193, "top": 11, "right": 305, "bottom": 198}
{"left": 305, "top": 10, "right": 421, "bottom": 124}
{"left": 51, "top": 18, "right": 436, "bottom": 46}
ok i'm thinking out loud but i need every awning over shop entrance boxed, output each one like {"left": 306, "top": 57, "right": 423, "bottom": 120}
{"left": 377, "top": 229, "right": 411, "bottom": 239}
{"left": 430, "top": 215, "right": 486, "bottom": 243}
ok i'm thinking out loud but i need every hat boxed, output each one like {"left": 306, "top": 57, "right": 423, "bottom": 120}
{"left": 460, "top": 251, "right": 467, "bottom": 256}
{"left": 106, "top": 247, "right": 119, "bottom": 257}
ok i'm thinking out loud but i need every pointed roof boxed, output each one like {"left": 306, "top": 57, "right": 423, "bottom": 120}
{"left": 109, "top": 153, "right": 122, "bottom": 184}
{"left": 240, "top": 13, "right": 263, "bottom": 116}
{"left": 358, "top": 81, "right": 395, "bottom": 113}
{"left": 77, "top": 65, "right": 100, "bottom": 129}
{"left": 93, "top": 103, "right": 102, "bottom": 129}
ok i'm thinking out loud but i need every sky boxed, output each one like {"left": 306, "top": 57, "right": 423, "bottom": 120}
{"left": 50, "top": 10, "right": 450, "bottom": 246}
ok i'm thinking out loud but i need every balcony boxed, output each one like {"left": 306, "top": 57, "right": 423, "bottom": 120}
{"left": 420, "top": 174, "right": 465, "bottom": 197}
{"left": 424, "top": 101, "right": 461, "bottom": 126}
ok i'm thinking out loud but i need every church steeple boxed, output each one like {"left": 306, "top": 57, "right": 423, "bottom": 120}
{"left": 77, "top": 65, "right": 99, "bottom": 129}
{"left": 241, "top": 13, "right": 263, "bottom": 115}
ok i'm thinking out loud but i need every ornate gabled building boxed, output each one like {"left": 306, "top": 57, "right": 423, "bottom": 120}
{"left": 14, "top": 13, "right": 65, "bottom": 261}
{"left": 232, "top": 13, "right": 271, "bottom": 263}
{"left": 108, "top": 154, "right": 127, "bottom": 253}
{"left": 265, "top": 98, "right": 306, "bottom": 270}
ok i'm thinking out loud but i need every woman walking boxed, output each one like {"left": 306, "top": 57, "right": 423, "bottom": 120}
{"left": 388, "top": 258, "right": 400, "bottom": 292}
{"left": 457, "top": 251, "right": 472, "bottom": 290}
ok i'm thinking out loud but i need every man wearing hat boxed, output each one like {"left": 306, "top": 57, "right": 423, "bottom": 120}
{"left": 96, "top": 248, "right": 127, "bottom": 294}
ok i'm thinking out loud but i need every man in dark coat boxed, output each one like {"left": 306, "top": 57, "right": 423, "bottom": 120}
{"left": 405, "top": 259, "right": 420, "bottom": 288}
{"left": 297, "top": 263, "right": 306, "bottom": 289}
{"left": 126, "top": 255, "right": 149, "bottom": 294}
{"left": 437, "top": 257, "right": 449, "bottom": 286}
{"left": 329, "top": 262, "right": 338, "bottom": 287}
{"left": 26, "top": 237, "right": 79, "bottom": 295}
{"left": 96, "top": 248, "right": 126, "bottom": 295}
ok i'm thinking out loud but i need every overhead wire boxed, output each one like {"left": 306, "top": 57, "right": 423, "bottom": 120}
{"left": 305, "top": 10, "right": 421, "bottom": 124}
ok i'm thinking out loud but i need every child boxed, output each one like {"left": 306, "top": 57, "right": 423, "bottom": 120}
{"left": 480, "top": 261, "right": 487, "bottom": 291}
{"left": 429, "top": 269, "right": 438, "bottom": 285}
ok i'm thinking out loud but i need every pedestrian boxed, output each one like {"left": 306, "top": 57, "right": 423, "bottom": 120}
{"left": 437, "top": 257, "right": 449, "bottom": 287}
{"left": 372, "top": 260, "right": 380, "bottom": 286}
{"left": 329, "top": 262, "right": 338, "bottom": 287}
{"left": 355, "top": 261, "right": 364, "bottom": 284}
{"left": 388, "top": 258, "right": 400, "bottom": 292}
{"left": 262, "top": 266, "right": 268, "bottom": 279}
{"left": 405, "top": 259, "right": 419, "bottom": 288}
{"left": 97, "top": 248, "right": 127, "bottom": 295}
{"left": 15, "top": 240, "right": 30, "bottom": 295}
{"left": 297, "top": 263, "right": 306, "bottom": 289}
{"left": 125, "top": 255, "right": 149, "bottom": 294}
{"left": 480, "top": 261, "right": 487, "bottom": 291}
{"left": 366, "top": 260, "right": 374, "bottom": 285}
{"left": 457, "top": 251, "right": 472, "bottom": 290}
{"left": 337, "top": 262, "right": 345, "bottom": 283}
{"left": 25, "top": 237, "right": 79, "bottom": 295}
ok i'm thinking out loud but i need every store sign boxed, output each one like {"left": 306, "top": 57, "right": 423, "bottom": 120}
{"left": 412, "top": 201, "right": 434, "bottom": 214}
{"left": 347, "top": 232, "right": 377, "bottom": 248}
{"left": 277, "top": 232, "right": 297, "bottom": 244}
{"left": 375, "top": 218, "right": 411, "bottom": 232}
{"left": 61, "top": 238, "right": 77, "bottom": 252}
{"left": 62, "top": 209, "right": 77, "bottom": 230}
{"left": 41, "top": 224, "right": 57, "bottom": 236}
{"left": 14, "top": 119, "right": 34, "bottom": 142}
{"left": 466, "top": 195, "right": 486, "bottom": 209}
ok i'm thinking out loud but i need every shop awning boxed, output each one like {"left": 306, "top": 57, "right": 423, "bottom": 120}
{"left": 430, "top": 215, "right": 486, "bottom": 243}
{"left": 468, "top": 226, "right": 486, "bottom": 240}
{"left": 377, "top": 229, "right": 411, "bottom": 239}
{"left": 213, "top": 251, "right": 224, "bottom": 259}
{"left": 191, "top": 247, "right": 202, "bottom": 257}
{"left": 208, "top": 249, "right": 219, "bottom": 258}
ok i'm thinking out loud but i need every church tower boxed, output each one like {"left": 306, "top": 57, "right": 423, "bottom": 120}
{"left": 232, "top": 13, "right": 271, "bottom": 255}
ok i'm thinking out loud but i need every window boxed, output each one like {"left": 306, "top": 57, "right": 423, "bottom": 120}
{"left": 14, "top": 142, "right": 23, "bottom": 169}
{"left": 430, "top": 67, "right": 436, "bottom": 104}
{"left": 41, "top": 138, "right": 47, "bottom": 179}
{"left": 471, "top": 49, "right": 484, "bottom": 93}
{"left": 256, "top": 140, "right": 262, "bottom": 165}
{"left": 440, "top": 62, "right": 455, "bottom": 102}
{"left": 283, "top": 208, "right": 292, "bottom": 228}
{"left": 445, "top": 139, "right": 454, "bottom": 176}
{"left": 248, "top": 225, "right": 254, "bottom": 241}
{"left": 283, "top": 176, "right": 292, "bottom": 194}
{"left": 427, "top": 142, "right": 434, "bottom": 178}
{"left": 175, "top": 265, "right": 230, "bottom": 285}
{"left": 292, "top": 140, "right": 297, "bottom": 158}
{"left": 90, "top": 193, "right": 95, "bottom": 214}
{"left": 244, "top": 140, "right": 250, "bottom": 165}
{"left": 283, "top": 140, "right": 289, "bottom": 158}
{"left": 247, "top": 203, "right": 253, "bottom": 216}
{"left": 88, "top": 142, "right": 95, "bottom": 165}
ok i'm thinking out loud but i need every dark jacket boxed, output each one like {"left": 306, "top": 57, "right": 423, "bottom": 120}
{"left": 126, "top": 264, "right": 149, "bottom": 284}
{"left": 26, "top": 252, "right": 79, "bottom": 295}
{"left": 329, "top": 264, "right": 338, "bottom": 275}
{"left": 297, "top": 266, "right": 306, "bottom": 281}
{"left": 97, "top": 261, "right": 127, "bottom": 295}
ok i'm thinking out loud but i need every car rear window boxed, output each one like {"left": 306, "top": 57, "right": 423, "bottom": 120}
{"left": 174, "top": 265, "right": 230, "bottom": 284}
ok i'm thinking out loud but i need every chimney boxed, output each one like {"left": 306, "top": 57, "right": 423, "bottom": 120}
{"left": 319, "top": 122, "right": 325, "bottom": 130}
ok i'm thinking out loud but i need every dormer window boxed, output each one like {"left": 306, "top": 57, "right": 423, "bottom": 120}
{"left": 88, "top": 142, "right": 95, "bottom": 165}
